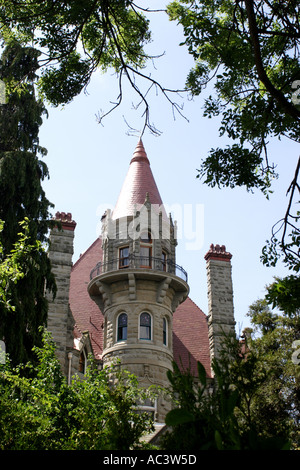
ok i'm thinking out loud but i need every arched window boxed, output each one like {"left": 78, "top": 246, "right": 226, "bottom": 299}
{"left": 117, "top": 313, "right": 128, "bottom": 341}
{"left": 140, "top": 312, "right": 151, "bottom": 340}
{"left": 163, "top": 317, "right": 168, "bottom": 346}
{"left": 140, "top": 231, "right": 152, "bottom": 268}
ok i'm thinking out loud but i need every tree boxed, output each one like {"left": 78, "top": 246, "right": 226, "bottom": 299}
{"left": 248, "top": 294, "right": 300, "bottom": 448}
{"left": 162, "top": 268, "right": 300, "bottom": 450}
{"left": 266, "top": 274, "right": 300, "bottom": 316}
{"left": 1, "top": 1, "right": 299, "bottom": 269}
{"left": 167, "top": 0, "right": 300, "bottom": 270}
{"left": 0, "top": 218, "right": 42, "bottom": 312}
{"left": 0, "top": 329, "right": 155, "bottom": 450}
{"left": 0, "top": 40, "right": 55, "bottom": 365}
{"left": 0, "top": 0, "right": 179, "bottom": 136}
{"left": 161, "top": 332, "right": 295, "bottom": 450}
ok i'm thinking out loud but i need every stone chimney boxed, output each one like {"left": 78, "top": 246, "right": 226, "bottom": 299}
{"left": 204, "top": 244, "right": 235, "bottom": 369}
{"left": 47, "top": 212, "right": 76, "bottom": 375}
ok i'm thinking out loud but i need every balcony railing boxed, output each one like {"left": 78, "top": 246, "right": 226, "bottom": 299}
{"left": 90, "top": 254, "right": 188, "bottom": 283}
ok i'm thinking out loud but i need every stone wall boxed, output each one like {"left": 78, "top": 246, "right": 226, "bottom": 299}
{"left": 47, "top": 212, "right": 76, "bottom": 376}
{"left": 89, "top": 267, "right": 189, "bottom": 421}
{"left": 88, "top": 199, "right": 188, "bottom": 421}
{"left": 205, "top": 244, "right": 235, "bottom": 366}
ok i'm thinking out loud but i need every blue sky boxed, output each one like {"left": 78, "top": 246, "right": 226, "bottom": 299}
{"left": 39, "top": 2, "right": 299, "bottom": 333}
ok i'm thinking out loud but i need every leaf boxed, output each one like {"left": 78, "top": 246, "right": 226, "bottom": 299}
{"left": 165, "top": 408, "right": 195, "bottom": 427}
{"left": 214, "top": 430, "right": 223, "bottom": 450}
{"left": 197, "top": 361, "right": 207, "bottom": 387}
{"left": 226, "top": 388, "right": 239, "bottom": 415}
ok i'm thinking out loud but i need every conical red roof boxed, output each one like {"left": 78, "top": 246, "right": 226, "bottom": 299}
{"left": 112, "top": 139, "right": 168, "bottom": 220}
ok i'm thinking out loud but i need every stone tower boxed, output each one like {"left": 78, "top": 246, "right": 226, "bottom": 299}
{"left": 47, "top": 212, "right": 77, "bottom": 376}
{"left": 204, "top": 244, "right": 235, "bottom": 367}
{"left": 88, "top": 139, "right": 189, "bottom": 420}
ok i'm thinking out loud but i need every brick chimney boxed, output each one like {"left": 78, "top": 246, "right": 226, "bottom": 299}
{"left": 47, "top": 212, "right": 76, "bottom": 375}
{"left": 204, "top": 244, "right": 236, "bottom": 369}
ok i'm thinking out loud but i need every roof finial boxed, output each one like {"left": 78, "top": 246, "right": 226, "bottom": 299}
{"left": 130, "top": 138, "right": 150, "bottom": 165}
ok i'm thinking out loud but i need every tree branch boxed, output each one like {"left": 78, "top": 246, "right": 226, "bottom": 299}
{"left": 282, "top": 155, "right": 300, "bottom": 248}
{"left": 244, "top": 0, "right": 300, "bottom": 121}
{"left": 270, "top": 155, "right": 300, "bottom": 263}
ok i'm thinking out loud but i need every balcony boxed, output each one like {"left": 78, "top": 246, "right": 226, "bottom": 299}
{"left": 90, "top": 254, "right": 188, "bottom": 283}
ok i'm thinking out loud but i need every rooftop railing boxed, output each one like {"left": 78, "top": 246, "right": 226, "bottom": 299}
{"left": 90, "top": 254, "right": 188, "bottom": 283}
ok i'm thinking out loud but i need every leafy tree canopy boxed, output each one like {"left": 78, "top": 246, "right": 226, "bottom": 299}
{"left": 0, "top": 1, "right": 156, "bottom": 127}
{"left": 0, "top": 329, "right": 155, "bottom": 450}
{"left": 168, "top": 0, "right": 300, "bottom": 187}
{"left": 0, "top": 1, "right": 299, "bottom": 269}
{"left": 0, "top": 40, "right": 55, "bottom": 365}
{"left": 0, "top": 218, "right": 43, "bottom": 312}
{"left": 167, "top": 0, "right": 300, "bottom": 270}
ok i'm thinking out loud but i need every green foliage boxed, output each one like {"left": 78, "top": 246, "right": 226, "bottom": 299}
{"left": 0, "top": 218, "right": 42, "bottom": 311}
{"left": 167, "top": 1, "right": 300, "bottom": 154}
{"left": 266, "top": 275, "right": 300, "bottom": 315}
{"left": 0, "top": 1, "right": 151, "bottom": 106}
{"left": 0, "top": 40, "right": 47, "bottom": 154}
{"left": 261, "top": 214, "right": 300, "bottom": 272}
{"left": 247, "top": 297, "right": 300, "bottom": 448}
{"left": 168, "top": 0, "right": 300, "bottom": 269}
{"left": 196, "top": 144, "right": 271, "bottom": 194}
{"left": 1, "top": 3, "right": 298, "bottom": 267}
{"left": 0, "top": 40, "right": 55, "bottom": 366}
{"left": 162, "top": 354, "right": 244, "bottom": 450}
{"left": 38, "top": 52, "right": 91, "bottom": 107}
{"left": 0, "top": 329, "right": 155, "bottom": 450}
{"left": 69, "top": 362, "right": 155, "bottom": 451}
{"left": 161, "top": 329, "right": 295, "bottom": 450}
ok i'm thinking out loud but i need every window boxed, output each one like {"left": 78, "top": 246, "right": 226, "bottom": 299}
{"left": 161, "top": 251, "right": 167, "bottom": 272}
{"left": 140, "top": 245, "right": 151, "bottom": 267}
{"left": 141, "top": 231, "right": 151, "bottom": 243}
{"left": 119, "top": 246, "right": 129, "bottom": 268}
{"left": 117, "top": 313, "right": 128, "bottom": 341}
{"left": 140, "top": 312, "right": 151, "bottom": 340}
{"left": 103, "top": 318, "right": 107, "bottom": 349}
{"left": 163, "top": 317, "right": 167, "bottom": 346}
{"left": 140, "top": 231, "right": 152, "bottom": 268}
{"left": 79, "top": 349, "right": 87, "bottom": 374}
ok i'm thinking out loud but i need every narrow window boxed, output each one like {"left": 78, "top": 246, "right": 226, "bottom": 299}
{"left": 161, "top": 251, "right": 167, "bottom": 272}
{"left": 140, "top": 245, "right": 151, "bottom": 267}
{"left": 79, "top": 349, "right": 87, "bottom": 374}
{"left": 140, "top": 231, "right": 152, "bottom": 268}
{"left": 140, "top": 312, "right": 151, "bottom": 340}
{"left": 104, "top": 318, "right": 107, "bottom": 349}
{"left": 163, "top": 317, "right": 167, "bottom": 346}
{"left": 141, "top": 231, "right": 151, "bottom": 243}
{"left": 117, "top": 313, "right": 128, "bottom": 341}
{"left": 119, "top": 246, "right": 129, "bottom": 268}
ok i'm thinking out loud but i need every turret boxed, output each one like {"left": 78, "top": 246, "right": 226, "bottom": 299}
{"left": 88, "top": 139, "right": 189, "bottom": 421}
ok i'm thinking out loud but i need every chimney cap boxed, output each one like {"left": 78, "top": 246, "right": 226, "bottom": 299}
{"left": 54, "top": 211, "right": 76, "bottom": 231}
{"left": 204, "top": 243, "right": 232, "bottom": 262}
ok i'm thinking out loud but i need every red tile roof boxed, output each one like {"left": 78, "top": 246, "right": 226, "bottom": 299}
{"left": 69, "top": 238, "right": 104, "bottom": 359}
{"left": 112, "top": 139, "right": 168, "bottom": 220}
{"left": 69, "top": 237, "right": 211, "bottom": 377}
{"left": 173, "top": 297, "right": 211, "bottom": 378}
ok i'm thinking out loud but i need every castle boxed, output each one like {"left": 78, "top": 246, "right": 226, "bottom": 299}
{"left": 47, "top": 139, "right": 236, "bottom": 421}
